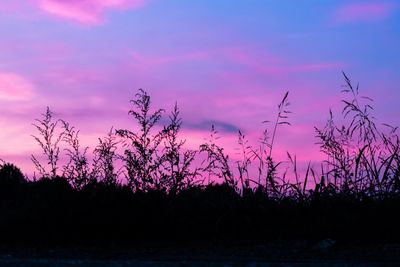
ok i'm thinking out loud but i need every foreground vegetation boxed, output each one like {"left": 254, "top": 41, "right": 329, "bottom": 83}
{"left": 1, "top": 72, "right": 400, "bottom": 244}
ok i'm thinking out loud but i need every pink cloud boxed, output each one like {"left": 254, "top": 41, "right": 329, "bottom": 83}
{"left": 37, "top": 0, "right": 146, "bottom": 24}
{"left": 130, "top": 50, "right": 211, "bottom": 69}
{"left": 252, "top": 62, "right": 343, "bottom": 76}
{"left": 334, "top": 2, "right": 397, "bottom": 23}
{"left": 0, "top": 72, "right": 35, "bottom": 101}
{"left": 129, "top": 46, "right": 343, "bottom": 78}
{"left": 0, "top": 0, "right": 147, "bottom": 24}
{"left": 221, "top": 47, "right": 343, "bottom": 75}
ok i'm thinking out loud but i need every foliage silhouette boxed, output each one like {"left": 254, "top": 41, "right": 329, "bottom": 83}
{"left": 92, "top": 128, "right": 120, "bottom": 186}
{"left": 200, "top": 125, "right": 235, "bottom": 188}
{"left": 116, "top": 88, "right": 165, "bottom": 191}
{"left": 160, "top": 103, "right": 198, "bottom": 193}
{"left": 0, "top": 72, "right": 399, "bottom": 245}
{"left": 0, "top": 162, "right": 26, "bottom": 187}
{"left": 31, "top": 107, "right": 64, "bottom": 179}
{"left": 61, "top": 120, "right": 92, "bottom": 189}
{"left": 315, "top": 72, "right": 400, "bottom": 198}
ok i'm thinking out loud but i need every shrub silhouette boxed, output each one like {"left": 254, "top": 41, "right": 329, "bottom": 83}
{"left": 0, "top": 163, "right": 25, "bottom": 187}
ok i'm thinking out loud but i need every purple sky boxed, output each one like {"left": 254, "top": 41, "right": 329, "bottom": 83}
{"left": 0, "top": 0, "right": 399, "bottom": 175}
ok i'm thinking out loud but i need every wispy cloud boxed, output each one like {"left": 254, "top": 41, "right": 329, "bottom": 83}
{"left": 129, "top": 46, "right": 343, "bottom": 76}
{"left": 37, "top": 0, "right": 146, "bottom": 24}
{"left": 334, "top": 2, "right": 397, "bottom": 23}
{"left": 0, "top": 72, "right": 35, "bottom": 101}
{"left": 0, "top": 0, "right": 146, "bottom": 25}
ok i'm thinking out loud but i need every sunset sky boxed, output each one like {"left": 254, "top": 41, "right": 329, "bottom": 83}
{"left": 0, "top": 0, "right": 399, "bottom": 175}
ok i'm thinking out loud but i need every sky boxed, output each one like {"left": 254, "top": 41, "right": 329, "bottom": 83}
{"left": 0, "top": 0, "right": 399, "bottom": 175}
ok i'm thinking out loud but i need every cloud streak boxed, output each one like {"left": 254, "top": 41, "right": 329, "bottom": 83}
{"left": 129, "top": 47, "right": 343, "bottom": 77}
{"left": 334, "top": 2, "right": 396, "bottom": 23}
{"left": 0, "top": 0, "right": 146, "bottom": 25}
{"left": 0, "top": 72, "right": 35, "bottom": 101}
{"left": 37, "top": 0, "right": 146, "bottom": 24}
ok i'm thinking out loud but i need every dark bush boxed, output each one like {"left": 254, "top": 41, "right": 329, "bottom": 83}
{"left": 0, "top": 163, "right": 26, "bottom": 187}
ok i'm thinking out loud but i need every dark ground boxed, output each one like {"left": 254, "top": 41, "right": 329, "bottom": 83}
{"left": 1, "top": 242, "right": 400, "bottom": 266}
{"left": 2, "top": 172, "right": 400, "bottom": 266}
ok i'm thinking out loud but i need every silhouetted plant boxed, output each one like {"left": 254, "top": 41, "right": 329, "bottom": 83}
{"left": 198, "top": 91, "right": 291, "bottom": 195}
{"left": 236, "top": 130, "right": 252, "bottom": 190}
{"left": 61, "top": 120, "right": 91, "bottom": 189}
{"left": 380, "top": 125, "right": 400, "bottom": 192}
{"left": 31, "top": 107, "right": 64, "bottom": 179}
{"left": 24, "top": 74, "right": 400, "bottom": 202}
{"left": 315, "top": 110, "right": 351, "bottom": 191}
{"left": 249, "top": 92, "right": 290, "bottom": 197}
{"left": 200, "top": 125, "right": 235, "bottom": 188}
{"left": 269, "top": 91, "right": 291, "bottom": 157}
{"left": 284, "top": 152, "right": 312, "bottom": 200}
{"left": 315, "top": 72, "right": 400, "bottom": 198}
{"left": 160, "top": 103, "right": 198, "bottom": 192}
{"left": 93, "top": 128, "right": 120, "bottom": 186}
{"left": 3, "top": 73, "right": 400, "bottom": 245}
{"left": 267, "top": 92, "right": 291, "bottom": 194}
{"left": 116, "top": 89, "right": 165, "bottom": 191}
{"left": 251, "top": 128, "right": 269, "bottom": 187}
